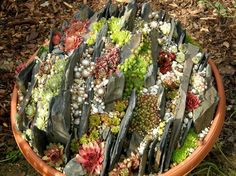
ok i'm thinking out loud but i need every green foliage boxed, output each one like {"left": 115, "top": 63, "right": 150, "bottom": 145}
{"left": 4, "top": 149, "right": 23, "bottom": 162}
{"left": 172, "top": 129, "right": 198, "bottom": 164}
{"left": 130, "top": 95, "right": 160, "bottom": 137}
{"left": 87, "top": 19, "right": 107, "bottom": 46}
{"left": 25, "top": 102, "right": 36, "bottom": 120}
{"left": 108, "top": 17, "right": 131, "bottom": 46}
{"left": 198, "top": 0, "right": 236, "bottom": 17}
{"left": 37, "top": 46, "right": 49, "bottom": 58}
{"left": 108, "top": 17, "right": 124, "bottom": 33}
{"left": 32, "top": 57, "right": 67, "bottom": 131}
{"left": 89, "top": 113, "right": 102, "bottom": 127}
{"left": 114, "top": 100, "right": 127, "bottom": 113}
{"left": 71, "top": 138, "right": 80, "bottom": 153}
{"left": 185, "top": 34, "right": 201, "bottom": 48}
{"left": 119, "top": 35, "right": 152, "bottom": 97}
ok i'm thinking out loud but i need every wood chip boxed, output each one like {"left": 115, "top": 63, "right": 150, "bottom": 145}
{"left": 223, "top": 41, "right": 230, "bottom": 48}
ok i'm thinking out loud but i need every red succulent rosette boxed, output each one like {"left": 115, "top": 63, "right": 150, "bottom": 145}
{"left": 76, "top": 141, "right": 104, "bottom": 175}
{"left": 63, "top": 20, "right": 89, "bottom": 52}
{"left": 42, "top": 143, "right": 64, "bottom": 167}
{"left": 52, "top": 32, "right": 61, "bottom": 45}
{"left": 95, "top": 48, "right": 120, "bottom": 79}
{"left": 186, "top": 92, "right": 200, "bottom": 111}
{"left": 65, "top": 19, "right": 89, "bottom": 37}
{"left": 158, "top": 51, "right": 176, "bottom": 74}
{"left": 64, "top": 35, "right": 83, "bottom": 52}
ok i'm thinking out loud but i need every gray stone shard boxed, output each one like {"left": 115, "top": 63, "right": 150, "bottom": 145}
{"left": 144, "top": 29, "right": 160, "bottom": 87}
{"left": 138, "top": 139, "right": 152, "bottom": 176}
{"left": 109, "top": 90, "right": 136, "bottom": 169}
{"left": 163, "top": 44, "right": 200, "bottom": 171}
{"left": 157, "top": 84, "right": 166, "bottom": 119}
{"left": 64, "top": 158, "right": 87, "bottom": 176}
{"left": 100, "top": 132, "right": 114, "bottom": 176}
{"left": 78, "top": 77, "right": 93, "bottom": 138}
{"left": 193, "top": 85, "right": 219, "bottom": 133}
{"left": 120, "top": 33, "right": 142, "bottom": 63}
{"left": 141, "top": 3, "right": 151, "bottom": 21}
{"left": 104, "top": 72, "right": 125, "bottom": 104}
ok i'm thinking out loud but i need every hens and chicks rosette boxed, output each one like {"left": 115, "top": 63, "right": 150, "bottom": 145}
{"left": 15, "top": 1, "right": 219, "bottom": 175}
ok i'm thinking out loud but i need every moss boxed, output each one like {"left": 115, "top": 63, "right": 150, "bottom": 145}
{"left": 172, "top": 128, "right": 198, "bottom": 164}
{"left": 114, "top": 100, "right": 127, "bottom": 113}
{"left": 79, "top": 135, "right": 89, "bottom": 145}
{"left": 32, "top": 56, "right": 67, "bottom": 131}
{"left": 70, "top": 138, "right": 80, "bottom": 153}
{"left": 87, "top": 19, "right": 107, "bottom": 46}
{"left": 130, "top": 95, "right": 160, "bottom": 137}
{"left": 37, "top": 46, "right": 49, "bottom": 58}
{"left": 89, "top": 113, "right": 102, "bottom": 128}
{"left": 108, "top": 17, "right": 131, "bottom": 46}
{"left": 185, "top": 34, "right": 202, "bottom": 48}
{"left": 25, "top": 102, "right": 36, "bottom": 120}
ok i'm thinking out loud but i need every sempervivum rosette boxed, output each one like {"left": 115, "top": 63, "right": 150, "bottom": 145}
{"left": 15, "top": 1, "right": 219, "bottom": 175}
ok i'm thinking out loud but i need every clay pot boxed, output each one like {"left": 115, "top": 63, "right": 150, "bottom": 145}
{"left": 11, "top": 59, "right": 226, "bottom": 176}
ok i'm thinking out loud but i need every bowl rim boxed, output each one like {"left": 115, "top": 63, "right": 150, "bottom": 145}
{"left": 11, "top": 59, "right": 226, "bottom": 176}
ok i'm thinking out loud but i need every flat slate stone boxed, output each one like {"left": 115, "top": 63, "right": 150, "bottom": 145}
{"left": 64, "top": 158, "right": 86, "bottom": 176}
{"left": 163, "top": 44, "right": 199, "bottom": 170}
{"left": 193, "top": 85, "right": 219, "bottom": 133}
{"left": 109, "top": 90, "right": 136, "bottom": 169}
{"left": 104, "top": 72, "right": 125, "bottom": 104}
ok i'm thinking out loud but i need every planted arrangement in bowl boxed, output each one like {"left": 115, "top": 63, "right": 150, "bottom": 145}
{"left": 14, "top": 1, "right": 222, "bottom": 175}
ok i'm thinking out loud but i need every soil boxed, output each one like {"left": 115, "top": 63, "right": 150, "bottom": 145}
{"left": 0, "top": 0, "right": 235, "bottom": 175}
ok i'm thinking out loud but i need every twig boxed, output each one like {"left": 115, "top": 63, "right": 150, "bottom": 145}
{"left": 0, "top": 153, "right": 18, "bottom": 163}
{"left": 63, "top": 2, "right": 73, "bottom": 9}
{"left": 200, "top": 17, "right": 217, "bottom": 20}
{"left": 7, "top": 19, "right": 37, "bottom": 26}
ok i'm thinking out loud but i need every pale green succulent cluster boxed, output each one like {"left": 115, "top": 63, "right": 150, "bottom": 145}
{"left": 119, "top": 37, "right": 152, "bottom": 97}
{"left": 31, "top": 57, "right": 67, "bottom": 131}
{"left": 108, "top": 17, "right": 131, "bottom": 46}
{"left": 86, "top": 19, "right": 107, "bottom": 46}
{"left": 172, "top": 129, "right": 198, "bottom": 164}
{"left": 87, "top": 17, "right": 131, "bottom": 47}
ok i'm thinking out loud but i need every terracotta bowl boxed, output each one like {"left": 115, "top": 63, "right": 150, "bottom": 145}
{"left": 11, "top": 58, "right": 226, "bottom": 176}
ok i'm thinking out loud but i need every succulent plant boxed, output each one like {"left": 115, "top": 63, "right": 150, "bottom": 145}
{"left": 186, "top": 92, "right": 200, "bottom": 111}
{"left": 89, "top": 113, "right": 102, "bottom": 128}
{"left": 95, "top": 48, "right": 120, "bottom": 80}
{"left": 130, "top": 95, "right": 161, "bottom": 137}
{"left": 110, "top": 30, "right": 131, "bottom": 47}
{"left": 158, "top": 51, "right": 176, "bottom": 74}
{"left": 76, "top": 141, "right": 104, "bottom": 175}
{"left": 114, "top": 100, "right": 128, "bottom": 113}
{"left": 32, "top": 55, "right": 68, "bottom": 131}
{"left": 107, "top": 17, "right": 131, "bottom": 46}
{"left": 119, "top": 36, "right": 152, "bottom": 97}
{"left": 87, "top": 19, "right": 107, "bottom": 46}
{"left": 64, "top": 19, "right": 89, "bottom": 52}
{"left": 25, "top": 101, "right": 36, "bottom": 120}
{"left": 42, "top": 143, "right": 64, "bottom": 167}
{"left": 52, "top": 32, "right": 62, "bottom": 45}
{"left": 109, "top": 152, "right": 140, "bottom": 176}
{"left": 172, "top": 129, "right": 198, "bottom": 164}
